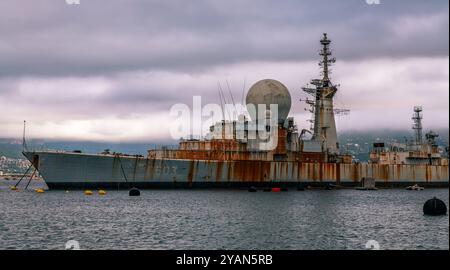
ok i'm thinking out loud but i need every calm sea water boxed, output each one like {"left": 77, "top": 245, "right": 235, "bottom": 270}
{"left": 0, "top": 179, "right": 448, "bottom": 250}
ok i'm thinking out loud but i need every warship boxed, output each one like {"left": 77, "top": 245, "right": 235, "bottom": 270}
{"left": 22, "top": 33, "right": 449, "bottom": 189}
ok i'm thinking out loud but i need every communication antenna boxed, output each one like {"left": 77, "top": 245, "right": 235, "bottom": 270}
{"left": 333, "top": 95, "right": 350, "bottom": 117}
{"left": 334, "top": 108, "right": 350, "bottom": 116}
{"left": 240, "top": 78, "right": 246, "bottom": 112}
{"left": 300, "top": 33, "right": 340, "bottom": 154}
{"left": 218, "top": 82, "right": 231, "bottom": 120}
{"left": 226, "top": 79, "right": 236, "bottom": 107}
{"left": 22, "top": 120, "right": 28, "bottom": 152}
{"left": 217, "top": 82, "right": 228, "bottom": 104}
{"left": 412, "top": 106, "right": 423, "bottom": 145}
{"left": 217, "top": 83, "right": 225, "bottom": 120}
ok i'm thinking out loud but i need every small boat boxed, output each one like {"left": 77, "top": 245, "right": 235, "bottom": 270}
{"left": 406, "top": 184, "right": 424, "bottom": 191}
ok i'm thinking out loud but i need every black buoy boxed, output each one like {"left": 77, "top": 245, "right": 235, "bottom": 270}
{"left": 129, "top": 187, "right": 140, "bottom": 196}
{"left": 423, "top": 197, "right": 447, "bottom": 216}
{"left": 297, "top": 186, "right": 305, "bottom": 191}
{"left": 248, "top": 186, "right": 257, "bottom": 192}
{"left": 263, "top": 188, "right": 271, "bottom": 192}
{"left": 325, "top": 184, "right": 333, "bottom": 190}
{"left": 281, "top": 187, "right": 289, "bottom": 192}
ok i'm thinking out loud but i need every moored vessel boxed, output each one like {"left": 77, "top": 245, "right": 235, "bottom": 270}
{"left": 21, "top": 34, "right": 449, "bottom": 189}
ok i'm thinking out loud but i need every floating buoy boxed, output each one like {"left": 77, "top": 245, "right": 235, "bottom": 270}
{"left": 35, "top": 188, "right": 45, "bottom": 193}
{"left": 84, "top": 190, "right": 93, "bottom": 195}
{"left": 297, "top": 186, "right": 305, "bottom": 191}
{"left": 271, "top": 187, "right": 281, "bottom": 192}
{"left": 248, "top": 186, "right": 257, "bottom": 192}
{"left": 281, "top": 187, "right": 288, "bottom": 192}
{"left": 129, "top": 187, "right": 140, "bottom": 196}
{"left": 65, "top": 190, "right": 70, "bottom": 193}
{"left": 325, "top": 184, "right": 333, "bottom": 190}
{"left": 10, "top": 186, "right": 18, "bottom": 191}
{"left": 98, "top": 190, "right": 107, "bottom": 195}
{"left": 423, "top": 197, "right": 447, "bottom": 216}
{"left": 263, "top": 188, "right": 271, "bottom": 192}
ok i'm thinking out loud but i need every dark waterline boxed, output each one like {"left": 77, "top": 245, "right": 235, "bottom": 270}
{"left": 0, "top": 179, "right": 448, "bottom": 250}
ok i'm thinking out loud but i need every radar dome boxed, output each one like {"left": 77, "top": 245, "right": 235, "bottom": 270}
{"left": 245, "top": 79, "right": 291, "bottom": 124}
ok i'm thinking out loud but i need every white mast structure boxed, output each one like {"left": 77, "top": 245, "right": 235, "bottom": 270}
{"left": 301, "top": 33, "right": 341, "bottom": 154}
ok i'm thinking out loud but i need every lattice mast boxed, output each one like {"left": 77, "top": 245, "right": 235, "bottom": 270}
{"left": 412, "top": 106, "right": 423, "bottom": 145}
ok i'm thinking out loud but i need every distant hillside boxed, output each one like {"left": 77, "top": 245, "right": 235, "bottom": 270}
{"left": 0, "top": 129, "right": 448, "bottom": 159}
{"left": 339, "top": 129, "right": 449, "bottom": 145}
{"left": 0, "top": 141, "right": 24, "bottom": 159}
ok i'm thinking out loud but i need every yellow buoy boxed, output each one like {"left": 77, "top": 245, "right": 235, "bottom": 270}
{"left": 35, "top": 188, "right": 45, "bottom": 193}
{"left": 10, "top": 186, "right": 18, "bottom": 191}
{"left": 98, "top": 190, "right": 107, "bottom": 195}
{"left": 84, "top": 190, "right": 93, "bottom": 195}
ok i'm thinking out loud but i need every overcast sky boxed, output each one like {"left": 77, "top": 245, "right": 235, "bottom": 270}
{"left": 0, "top": 0, "right": 448, "bottom": 142}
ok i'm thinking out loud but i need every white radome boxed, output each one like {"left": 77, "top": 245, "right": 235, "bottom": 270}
{"left": 245, "top": 79, "right": 292, "bottom": 124}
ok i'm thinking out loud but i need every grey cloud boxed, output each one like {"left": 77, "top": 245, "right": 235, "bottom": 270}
{"left": 0, "top": 0, "right": 448, "bottom": 78}
{"left": 0, "top": 0, "right": 448, "bottom": 140}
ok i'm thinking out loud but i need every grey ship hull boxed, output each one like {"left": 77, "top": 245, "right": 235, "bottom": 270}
{"left": 23, "top": 151, "right": 449, "bottom": 189}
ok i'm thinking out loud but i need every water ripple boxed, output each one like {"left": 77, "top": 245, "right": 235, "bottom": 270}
{"left": 0, "top": 179, "right": 448, "bottom": 250}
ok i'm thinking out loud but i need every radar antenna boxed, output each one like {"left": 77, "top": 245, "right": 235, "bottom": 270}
{"left": 334, "top": 108, "right": 350, "bottom": 116}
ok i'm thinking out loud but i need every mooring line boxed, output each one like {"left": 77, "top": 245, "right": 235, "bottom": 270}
{"left": 24, "top": 168, "right": 37, "bottom": 190}
{"left": 13, "top": 163, "right": 34, "bottom": 188}
{"left": 116, "top": 154, "right": 130, "bottom": 189}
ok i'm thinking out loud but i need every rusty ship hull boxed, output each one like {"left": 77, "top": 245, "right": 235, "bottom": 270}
{"left": 23, "top": 151, "right": 449, "bottom": 189}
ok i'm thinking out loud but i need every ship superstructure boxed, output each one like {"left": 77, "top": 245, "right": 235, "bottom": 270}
{"left": 149, "top": 34, "right": 350, "bottom": 164}
{"left": 301, "top": 33, "right": 339, "bottom": 155}
{"left": 370, "top": 106, "right": 448, "bottom": 166}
